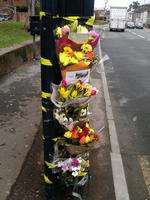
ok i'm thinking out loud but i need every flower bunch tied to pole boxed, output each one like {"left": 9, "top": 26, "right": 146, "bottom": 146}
{"left": 45, "top": 155, "right": 89, "bottom": 187}
{"left": 64, "top": 121, "right": 101, "bottom": 155}
{"left": 51, "top": 80, "right": 98, "bottom": 107}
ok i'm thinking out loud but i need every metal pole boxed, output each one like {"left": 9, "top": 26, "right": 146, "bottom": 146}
{"left": 40, "top": 14, "right": 62, "bottom": 199}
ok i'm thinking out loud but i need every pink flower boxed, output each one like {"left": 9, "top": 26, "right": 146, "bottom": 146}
{"left": 89, "top": 31, "right": 99, "bottom": 38}
{"left": 62, "top": 25, "right": 70, "bottom": 36}
{"left": 61, "top": 80, "right": 68, "bottom": 87}
{"left": 91, "top": 87, "right": 98, "bottom": 95}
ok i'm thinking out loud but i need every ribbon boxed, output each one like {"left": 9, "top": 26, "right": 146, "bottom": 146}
{"left": 41, "top": 91, "right": 51, "bottom": 99}
{"left": 40, "top": 57, "right": 53, "bottom": 66}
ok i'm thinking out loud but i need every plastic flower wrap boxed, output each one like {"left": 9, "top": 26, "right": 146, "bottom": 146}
{"left": 77, "top": 25, "right": 88, "bottom": 34}
{"left": 51, "top": 80, "right": 98, "bottom": 107}
{"left": 64, "top": 122, "right": 99, "bottom": 146}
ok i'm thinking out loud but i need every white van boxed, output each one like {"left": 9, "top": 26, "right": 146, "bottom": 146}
{"left": 109, "top": 7, "right": 127, "bottom": 31}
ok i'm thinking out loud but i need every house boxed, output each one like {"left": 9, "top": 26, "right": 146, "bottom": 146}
{"left": 0, "top": 0, "right": 27, "bottom": 6}
{"left": 94, "top": 9, "right": 106, "bottom": 20}
{"left": 132, "top": 4, "right": 150, "bottom": 27}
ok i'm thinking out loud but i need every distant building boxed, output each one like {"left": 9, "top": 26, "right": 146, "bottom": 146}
{"left": 132, "top": 4, "right": 150, "bottom": 27}
{"left": 94, "top": 9, "right": 106, "bottom": 20}
{"left": 0, "top": 0, "right": 27, "bottom": 6}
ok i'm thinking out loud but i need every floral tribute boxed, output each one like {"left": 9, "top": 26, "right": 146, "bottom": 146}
{"left": 64, "top": 122, "right": 99, "bottom": 145}
{"left": 47, "top": 21, "right": 102, "bottom": 199}
{"left": 57, "top": 80, "right": 98, "bottom": 102}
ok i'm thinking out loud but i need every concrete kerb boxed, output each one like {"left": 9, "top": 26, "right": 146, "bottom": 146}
{"left": 98, "top": 39, "right": 130, "bottom": 200}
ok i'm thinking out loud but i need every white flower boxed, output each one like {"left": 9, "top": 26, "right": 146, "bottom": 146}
{"left": 72, "top": 171, "right": 78, "bottom": 177}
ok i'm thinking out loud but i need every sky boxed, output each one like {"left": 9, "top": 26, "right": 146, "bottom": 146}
{"left": 94, "top": 0, "right": 150, "bottom": 9}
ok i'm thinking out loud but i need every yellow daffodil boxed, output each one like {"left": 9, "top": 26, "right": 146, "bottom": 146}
{"left": 74, "top": 51, "right": 84, "bottom": 61}
{"left": 71, "top": 90, "right": 78, "bottom": 98}
{"left": 70, "top": 57, "right": 78, "bottom": 64}
{"left": 64, "top": 131, "right": 72, "bottom": 138}
{"left": 81, "top": 43, "right": 93, "bottom": 53}
{"left": 59, "top": 87, "right": 70, "bottom": 99}
{"left": 59, "top": 52, "right": 71, "bottom": 66}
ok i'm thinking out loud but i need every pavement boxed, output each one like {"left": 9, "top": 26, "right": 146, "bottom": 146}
{"left": 101, "top": 26, "right": 150, "bottom": 200}
{"left": 0, "top": 61, "right": 41, "bottom": 200}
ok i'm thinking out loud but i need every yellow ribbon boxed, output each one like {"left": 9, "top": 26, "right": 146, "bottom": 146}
{"left": 44, "top": 175, "right": 53, "bottom": 184}
{"left": 40, "top": 57, "right": 53, "bottom": 66}
{"left": 45, "top": 161, "right": 56, "bottom": 169}
{"left": 42, "top": 106, "right": 47, "bottom": 112}
{"left": 39, "top": 11, "right": 46, "bottom": 19}
{"left": 41, "top": 92, "right": 51, "bottom": 99}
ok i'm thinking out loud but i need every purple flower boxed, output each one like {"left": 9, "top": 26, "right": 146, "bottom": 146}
{"left": 71, "top": 158, "right": 80, "bottom": 167}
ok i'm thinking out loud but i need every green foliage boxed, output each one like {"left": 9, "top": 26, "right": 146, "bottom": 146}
{"left": 0, "top": 21, "right": 32, "bottom": 49}
{"left": 128, "top": 1, "right": 140, "bottom": 11}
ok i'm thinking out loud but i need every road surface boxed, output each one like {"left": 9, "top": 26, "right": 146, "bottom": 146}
{"left": 101, "top": 27, "right": 150, "bottom": 200}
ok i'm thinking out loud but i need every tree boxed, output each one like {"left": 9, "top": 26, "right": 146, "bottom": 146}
{"left": 128, "top": 1, "right": 140, "bottom": 11}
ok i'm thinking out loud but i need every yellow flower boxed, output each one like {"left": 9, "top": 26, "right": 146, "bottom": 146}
{"left": 74, "top": 51, "right": 84, "bottom": 61}
{"left": 56, "top": 27, "right": 62, "bottom": 38}
{"left": 64, "top": 131, "right": 72, "bottom": 138}
{"left": 59, "top": 87, "right": 70, "bottom": 99}
{"left": 59, "top": 52, "right": 71, "bottom": 66}
{"left": 83, "top": 60, "right": 91, "bottom": 66}
{"left": 71, "top": 90, "right": 78, "bottom": 98}
{"left": 64, "top": 46, "right": 73, "bottom": 54}
{"left": 81, "top": 44, "right": 92, "bottom": 53}
{"left": 85, "top": 136, "right": 91, "bottom": 143}
{"left": 70, "top": 57, "right": 78, "bottom": 64}
{"left": 78, "top": 171, "right": 87, "bottom": 177}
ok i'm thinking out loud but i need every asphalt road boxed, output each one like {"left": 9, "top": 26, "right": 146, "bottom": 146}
{"left": 101, "top": 28, "right": 150, "bottom": 200}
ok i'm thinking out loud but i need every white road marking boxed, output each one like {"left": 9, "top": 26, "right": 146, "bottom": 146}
{"left": 127, "top": 30, "right": 146, "bottom": 39}
{"left": 98, "top": 41, "right": 130, "bottom": 200}
{"left": 137, "top": 34, "right": 145, "bottom": 39}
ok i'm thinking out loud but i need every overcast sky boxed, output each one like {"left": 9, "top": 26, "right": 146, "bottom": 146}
{"left": 94, "top": 0, "right": 150, "bottom": 9}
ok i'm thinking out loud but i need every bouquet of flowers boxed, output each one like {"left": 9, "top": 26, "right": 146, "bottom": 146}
{"left": 54, "top": 105, "right": 89, "bottom": 129}
{"left": 64, "top": 122, "right": 99, "bottom": 145}
{"left": 51, "top": 80, "right": 98, "bottom": 107}
{"left": 63, "top": 121, "right": 100, "bottom": 154}
{"left": 45, "top": 156, "right": 89, "bottom": 187}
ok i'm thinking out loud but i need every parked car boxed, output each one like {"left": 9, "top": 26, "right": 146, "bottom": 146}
{"left": 135, "top": 22, "right": 144, "bottom": 29}
{"left": 126, "top": 21, "right": 135, "bottom": 29}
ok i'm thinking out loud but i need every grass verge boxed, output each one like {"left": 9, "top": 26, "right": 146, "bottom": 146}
{"left": 0, "top": 21, "right": 32, "bottom": 49}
